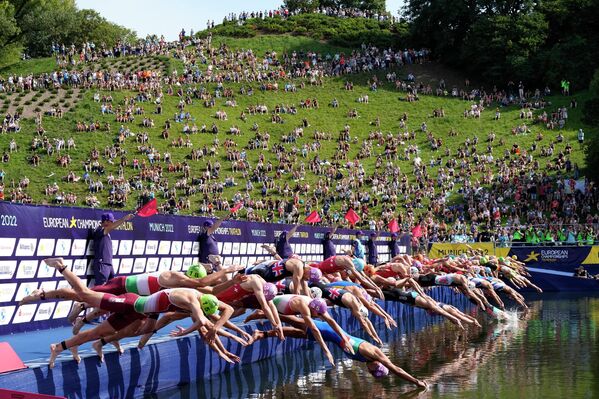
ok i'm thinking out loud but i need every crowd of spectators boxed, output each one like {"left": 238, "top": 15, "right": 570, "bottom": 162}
{"left": 219, "top": 5, "right": 393, "bottom": 25}
{"left": 0, "top": 27, "right": 596, "bottom": 248}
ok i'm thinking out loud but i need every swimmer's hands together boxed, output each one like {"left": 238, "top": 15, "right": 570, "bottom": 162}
{"left": 341, "top": 335, "right": 354, "bottom": 354}
{"left": 384, "top": 318, "right": 391, "bottom": 330}
{"left": 170, "top": 325, "right": 187, "bottom": 337}
{"left": 240, "top": 330, "right": 253, "bottom": 343}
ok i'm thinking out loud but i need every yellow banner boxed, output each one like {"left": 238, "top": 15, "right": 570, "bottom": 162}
{"left": 427, "top": 243, "right": 510, "bottom": 258}
{"left": 582, "top": 246, "right": 599, "bottom": 265}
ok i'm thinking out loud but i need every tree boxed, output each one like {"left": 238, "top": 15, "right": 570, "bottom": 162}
{"left": 0, "top": 1, "right": 21, "bottom": 67}
{"left": 461, "top": 11, "right": 548, "bottom": 84}
{"left": 285, "top": 0, "right": 320, "bottom": 13}
{"left": 583, "top": 68, "right": 599, "bottom": 181}
{"left": 403, "top": 0, "right": 479, "bottom": 65}
{"left": 0, "top": 1, "right": 19, "bottom": 46}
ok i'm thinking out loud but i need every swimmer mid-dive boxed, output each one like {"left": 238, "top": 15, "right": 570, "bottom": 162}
{"left": 42, "top": 258, "right": 232, "bottom": 368}
{"left": 250, "top": 314, "right": 428, "bottom": 389}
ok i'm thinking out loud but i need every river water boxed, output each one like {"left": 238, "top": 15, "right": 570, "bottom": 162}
{"left": 151, "top": 293, "right": 599, "bottom": 399}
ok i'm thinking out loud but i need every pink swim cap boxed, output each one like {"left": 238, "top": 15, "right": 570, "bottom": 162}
{"left": 263, "top": 283, "right": 277, "bottom": 301}
{"left": 309, "top": 298, "right": 328, "bottom": 315}
{"left": 308, "top": 267, "right": 323, "bottom": 283}
{"left": 369, "top": 362, "right": 389, "bottom": 378}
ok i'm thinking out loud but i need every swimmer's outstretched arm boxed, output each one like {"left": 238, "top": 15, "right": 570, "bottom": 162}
{"left": 363, "top": 299, "right": 397, "bottom": 328}
{"left": 194, "top": 264, "right": 246, "bottom": 288}
{"left": 303, "top": 315, "right": 335, "bottom": 366}
{"left": 218, "top": 319, "right": 251, "bottom": 343}
{"left": 350, "top": 269, "right": 383, "bottom": 299}
{"left": 138, "top": 312, "right": 187, "bottom": 348}
{"left": 213, "top": 325, "right": 249, "bottom": 346}
{"left": 210, "top": 273, "right": 248, "bottom": 296}
{"left": 261, "top": 245, "right": 283, "bottom": 260}
{"left": 319, "top": 311, "right": 354, "bottom": 354}
{"left": 198, "top": 325, "right": 237, "bottom": 364}
{"left": 360, "top": 343, "right": 428, "bottom": 388}
{"left": 206, "top": 302, "right": 235, "bottom": 341}
{"left": 254, "top": 286, "right": 284, "bottom": 340}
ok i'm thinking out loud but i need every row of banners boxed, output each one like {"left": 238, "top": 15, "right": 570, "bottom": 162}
{"left": 0, "top": 202, "right": 409, "bottom": 334}
{"left": 428, "top": 242, "right": 599, "bottom": 270}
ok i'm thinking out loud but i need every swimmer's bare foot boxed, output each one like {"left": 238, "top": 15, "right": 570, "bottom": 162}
{"left": 68, "top": 301, "right": 85, "bottom": 323}
{"left": 43, "top": 258, "right": 65, "bottom": 269}
{"left": 92, "top": 340, "right": 104, "bottom": 363}
{"left": 138, "top": 333, "right": 152, "bottom": 349}
{"left": 70, "top": 347, "right": 81, "bottom": 364}
{"left": 244, "top": 310, "right": 264, "bottom": 323}
{"left": 261, "top": 244, "right": 275, "bottom": 253}
{"left": 112, "top": 341, "right": 124, "bottom": 355}
{"left": 19, "top": 289, "right": 45, "bottom": 305}
{"left": 72, "top": 317, "right": 86, "bottom": 335}
{"left": 250, "top": 329, "right": 266, "bottom": 344}
{"left": 49, "top": 343, "right": 63, "bottom": 369}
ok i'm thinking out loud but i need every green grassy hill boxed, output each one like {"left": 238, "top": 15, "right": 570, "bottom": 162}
{"left": 0, "top": 33, "right": 591, "bottom": 226}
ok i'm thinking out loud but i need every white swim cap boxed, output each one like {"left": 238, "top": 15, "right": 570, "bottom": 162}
{"left": 310, "top": 286, "right": 323, "bottom": 299}
{"left": 358, "top": 306, "right": 369, "bottom": 318}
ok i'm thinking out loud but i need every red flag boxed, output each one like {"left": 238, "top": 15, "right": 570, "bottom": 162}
{"left": 344, "top": 208, "right": 360, "bottom": 226}
{"left": 388, "top": 219, "right": 399, "bottom": 233}
{"left": 411, "top": 225, "right": 422, "bottom": 238}
{"left": 305, "top": 211, "right": 321, "bottom": 223}
{"left": 230, "top": 202, "right": 243, "bottom": 213}
{"left": 137, "top": 198, "right": 157, "bottom": 217}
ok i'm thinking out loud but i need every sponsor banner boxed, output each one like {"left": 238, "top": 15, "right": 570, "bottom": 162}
{"left": 34, "top": 302, "right": 56, "bottom": 321}
{"left": 582, "top": 246, "right": 599, "bottom": 265}
{"left": 12, "top": 304, "right": 36, "bottom": 324}
{"left": 509, "top": 246, "right": 596, "bottom": 272}
{"left": 55, "top": 239, "right": 71, "bottom": 257}
{"left": 16, "top": 260, "right": 38, "bottom": 279}
{"left": 428, "top": 243, "right": 495, "bottom": 258}
{"left": 0, "top": 306, "right": 15, "bottom": 325}
{"left": 0, "top": 202, "right": 408, "bottom": 335}
{"left": 15, "top": 282, "right": 39, "bottom": 303}
{"left": 15, "top": 239, "right": 37, "bottom": 257}
{"left": 37, "top": 239, "right": 55, "bottom": 257}
{"left": 0, "top": 238, "right": 16, "bottom": 257}
{"left": 0, "top": 283, "right": 18, "bottom": 302}
{"left": 0, "top": 261, "right": 17, "bottom": 280}
{"left": 428, "top": 243, "right": 511, "bottom": 258}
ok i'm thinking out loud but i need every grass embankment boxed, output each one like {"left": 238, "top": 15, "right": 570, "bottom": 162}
{"left": 0, "top": 34, "right": 591, "bottom": 221}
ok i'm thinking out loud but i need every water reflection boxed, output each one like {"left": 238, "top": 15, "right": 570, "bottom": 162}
{"left": 151, "top": 295, "right": 599, "bottom": 399}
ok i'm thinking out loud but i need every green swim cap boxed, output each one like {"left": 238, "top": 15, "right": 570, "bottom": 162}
{"left": 200, "top": 294, "right": 219, "bottom": 315}
{"left": 186, "top": 264, "right": 207, "bottom": 279}
{"left": 480, "top": 256, "right": 489, "bottom": 265}
{"left": 498, "top": 257, "right": 505, "bottom": 263}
